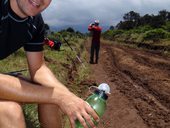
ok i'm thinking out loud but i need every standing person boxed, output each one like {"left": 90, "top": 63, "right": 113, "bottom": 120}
{"left": 0, "top": 0, "right": 99, "bottom": 128}
{"left": 88, "top": 20, "right": 102, "bottom": 64}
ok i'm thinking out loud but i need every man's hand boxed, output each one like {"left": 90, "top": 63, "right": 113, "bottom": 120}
{"left": 58, "top": 93, "right": 99, "bottom": 128}
{"left": 89, "top": 23, "right": 95, "bottom": 27}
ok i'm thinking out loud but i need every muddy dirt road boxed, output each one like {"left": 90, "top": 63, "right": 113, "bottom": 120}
{"left": 85, "top": 39, "right": 170, "bottom": 128}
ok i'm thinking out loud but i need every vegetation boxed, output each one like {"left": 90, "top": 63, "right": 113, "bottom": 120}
{"left": 115, "top": 10, "right": 170, "bottom": 29}
{"left": 103, "top": 10, "right": 170, "bottom": 55}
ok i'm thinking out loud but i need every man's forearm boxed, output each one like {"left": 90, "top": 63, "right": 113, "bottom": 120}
{"left": 0, "top": 73, "right": 62, "bottom": 104}
{"left": 32, "top": 64, "right": 70, "bottom": 91}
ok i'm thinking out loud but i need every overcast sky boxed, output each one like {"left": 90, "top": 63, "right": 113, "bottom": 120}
{"left": 42, "top": 0, "right": 170, "bottom": 32}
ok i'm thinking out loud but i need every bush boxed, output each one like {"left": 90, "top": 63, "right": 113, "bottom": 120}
{"left": 102, "top": 29, "right": 124, "bottom": 40}
{"left": 131, "top": 25, "right": 152, "bottom": 34}
{"left": 163, "top": 21, "right": 170, "bottom": 32}
{"left": 143, "top": 28, "right": 170, "bottom": 40}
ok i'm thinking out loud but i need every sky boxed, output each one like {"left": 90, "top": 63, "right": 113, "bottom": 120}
{"left": 42, "top": 0, "right": 170, "bottom": 33}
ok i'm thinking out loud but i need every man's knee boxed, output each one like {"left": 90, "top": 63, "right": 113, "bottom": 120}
{"left": 8, "top": 102, "right": 24, "bottom": 119}
{"left": 0, "top": 101, "right": 25, "bottom": 123}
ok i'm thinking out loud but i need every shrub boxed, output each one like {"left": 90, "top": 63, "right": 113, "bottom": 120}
{"left": 143, "top": 28, "right": 170, "bottom": 40}
{"left": 102, "top": 29, "right": 124, "bottom": 40}
{"left": 162, "top": 21, "right": 170, "bottom": 32}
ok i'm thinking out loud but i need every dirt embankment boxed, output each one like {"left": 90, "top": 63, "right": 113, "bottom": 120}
{"left": 84, "top": 39, "right": 170, "bottom": 128}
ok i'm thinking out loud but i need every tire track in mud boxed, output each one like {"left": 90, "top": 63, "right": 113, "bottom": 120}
{"left": 100, "top": 43, "right": 170, "bottom": 128}
{"left": 86, "top": 41, "right": 148, "bottom": 128}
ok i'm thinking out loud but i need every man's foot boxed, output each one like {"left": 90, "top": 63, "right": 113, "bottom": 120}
{"left": 95, "top": 60, "right": 98, "bottom": 64}
{"left": 89, "top": 61, "right": 94, "bottom": 64}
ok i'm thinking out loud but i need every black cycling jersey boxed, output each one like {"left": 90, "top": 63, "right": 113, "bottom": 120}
{"left": 0, "top": 0, "right": 45, "bottom": 60}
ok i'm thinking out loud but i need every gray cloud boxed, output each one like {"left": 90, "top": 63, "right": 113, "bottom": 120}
{"left": 42, "top": 0, "right": 170, "bottom": 32}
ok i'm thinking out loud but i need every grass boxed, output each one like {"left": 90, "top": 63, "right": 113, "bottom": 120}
{"left": 0, "top": 49, "right": 28, "bottom": 74}
{"left": 101, "top": 37, "right": 170, "bottom": 57}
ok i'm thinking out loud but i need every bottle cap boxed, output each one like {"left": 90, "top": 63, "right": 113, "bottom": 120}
{"left": 89, "top": 83, "right": 111, "bottom": 94}
{"left": 98, "top": 83, "right": 111, "bottom": 94}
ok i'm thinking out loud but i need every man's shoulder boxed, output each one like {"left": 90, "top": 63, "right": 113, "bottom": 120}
{"left": 94, "top": 26, "right": 102, "bottom": 31}
{"left": 98, "top": 26, "right": 102, "bottom": 30}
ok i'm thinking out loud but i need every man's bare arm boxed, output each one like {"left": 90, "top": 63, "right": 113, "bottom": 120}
{"left": 25, "top": 51, "right": 99, "bottom": 128}
{"left": 0, "top": 73, "right": 57, "bottom": 104}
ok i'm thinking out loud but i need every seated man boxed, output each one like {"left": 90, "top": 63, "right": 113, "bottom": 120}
{"left": 0, "top": 0, "right": 99, "bottom": 128}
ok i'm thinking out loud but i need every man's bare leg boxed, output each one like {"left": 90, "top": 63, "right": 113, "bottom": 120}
{"left": 0, "top": 101, "right": 26, "bottom": 128}
{"left": 14, "top": 75, "right": 62, "bottom": 128}
{"left": 38, "top": 104, "right": 62, "bottom": 128}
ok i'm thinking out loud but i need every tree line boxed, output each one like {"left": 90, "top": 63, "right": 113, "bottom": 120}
{"left": 113, "top": 10, "right": 170, "bottom": 30}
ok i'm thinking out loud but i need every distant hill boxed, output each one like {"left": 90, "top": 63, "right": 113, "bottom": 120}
{"left": 50, "top": 25, "right": 109, "bottom": 33}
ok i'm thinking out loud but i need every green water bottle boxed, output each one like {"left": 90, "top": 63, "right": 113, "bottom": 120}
{"left": 75, "top": 83, "right": 110, "bottom": 128}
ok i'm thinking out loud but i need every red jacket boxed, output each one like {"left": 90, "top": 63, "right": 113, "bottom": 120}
{"left": 88, "top": 25, "right": 102, "bottom": 43}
